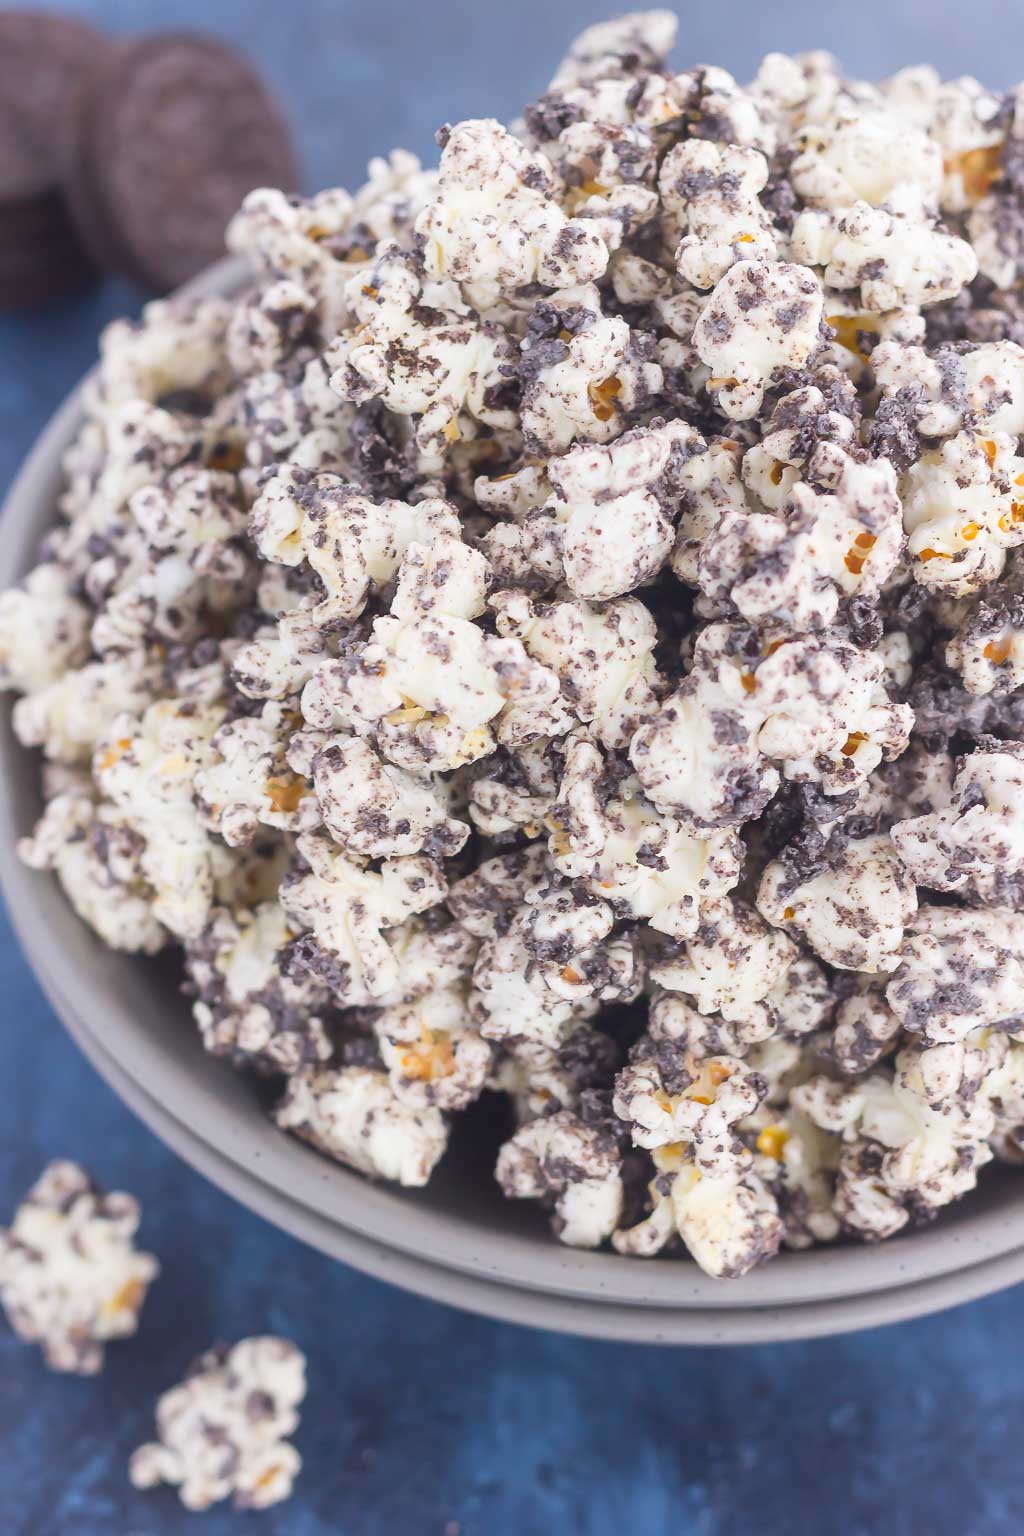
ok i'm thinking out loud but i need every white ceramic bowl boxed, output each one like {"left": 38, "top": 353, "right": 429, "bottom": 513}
{"left": 4, "top": 260, "right": 1024, "bottom": 1342}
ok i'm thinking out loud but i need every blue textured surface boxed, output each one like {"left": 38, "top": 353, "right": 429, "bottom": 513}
{"left": 3, "top": 3, "right": 1024, "bottom": 1531}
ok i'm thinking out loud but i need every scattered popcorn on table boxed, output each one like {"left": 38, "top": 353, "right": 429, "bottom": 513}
{"left": 0, "top": 1162, "right": 157, "bottom": 1374}
{"left": 9, "top": 10, "right": 1024, "bottom": 1280}
{"left": 129, "top": 1337, "right": 306, "bottom": 1511}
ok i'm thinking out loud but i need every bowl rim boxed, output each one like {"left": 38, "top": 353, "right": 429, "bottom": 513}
{"left": 65, "top": 999, "right": 1024, "bottom": 1344}
{"left": 3, "top": 256, "right": 1024, "bottom": 1338}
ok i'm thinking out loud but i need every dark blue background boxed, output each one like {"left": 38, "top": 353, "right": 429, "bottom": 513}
{"left": 3, "top": 4, "right": 1024, "bottom": 1531}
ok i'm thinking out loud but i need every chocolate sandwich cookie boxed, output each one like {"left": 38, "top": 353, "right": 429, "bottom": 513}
{"left": 68, "top": 33, "right": 299, "bottom": 294}
{"left": 0, "top": 11, "right": 109, "bottom": 308}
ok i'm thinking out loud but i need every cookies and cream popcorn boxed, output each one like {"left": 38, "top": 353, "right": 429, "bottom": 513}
{"left": 0, "top": 564, "right": 90, "bottom": 695}
{"left": 94, "top": 699, "right": 224, "bottom": 941}
{"left": 186, "top": 903, "right": 333, "bottom": 1075}
{"left": 490, "top": 590, "right": 662, "bottom": 748}
{"left": 612, "top": 1142, "right": 784, "bottom": 1275}
{"left": 905, "top": 432, "right": 1024, "bottom": 596}
{"left": 659, "top": 140, "right": 777, "bottom": 289}
{"left": 373, "top": 983, "right": 492, "bottom": 1112}
{"left": 789, "top": 107, "right": 943, "bottom": 212}
{"left": 518, "top": 416, "right": 700, "bottom": 599}
{"left": 945, "top": 555, "right": 1024, "bottom": 696}
{"left": 418, "top": 119, "right": 610, "bottom": 309}
{"left": 699, "top": 445, "right": 903, "bottom": 631}
{"left": 325, "top": 242, "right": 517, "bottom": 460}
{"left": 279, "top": 831, "right": 447, "bottom": 1007}
{"left": 0, "top": 1161, "right": 157, "bottom": 1374}
{"left": 195, "top": 702, "right": 321, "bottom": 848}
{"left": 793, "top": 1044, "right": 996, "bottom": 1236}
{"left": 758, "top": 834, "right": 918, "bottom": 973}
{"left": 13, "top": 12, "right": 1024, "bottom": 1282}
{"left": 891, "top": 739, "right": 1024, "bottom": 898}
{"left": 248, "top": 465, "right": 461, "bottom": 627}
{"left": 129, "top": 1337, "right": 306, "bottom": 1512}
{"left": 496, "top": 1111, "right": 624, "bottom": 1248}
{"left": 304, "top": 532, "right": 571, "bottom": 770}
{"left": 886, "top": 906, "right": 1024, "bottom": 1044}
{"left": 873, "top": 340, "right": 1024, "bottom": 441}
{"left": 791, "top": 201, "right": 978, "bottom": 312}
{"left": 550, "top": 733, "right": 744, "bottom": 938}
{"left": 518, "top": 285, "right": 663, "bottom": 456}
{"left": 692, "top": 259, "right": 825, "bottom": 420}
{"left": 614, "top": 1038, "right": 767, "bottom": 1173}
{"left": 275, "top": 1065, "right": 448, "bottom": 1185}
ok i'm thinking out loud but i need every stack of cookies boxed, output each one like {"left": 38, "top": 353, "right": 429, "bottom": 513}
{"left": 0, "top": 10, "right": 298, "bottom": 309}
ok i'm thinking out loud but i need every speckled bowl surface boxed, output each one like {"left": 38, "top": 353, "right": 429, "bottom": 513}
{"left": 3, "top": 259, "right": 1024, "bottom": 1343}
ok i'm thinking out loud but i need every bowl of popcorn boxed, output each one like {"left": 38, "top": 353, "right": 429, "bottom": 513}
{"left": 4, "top": 10, "right": 1024, "bottom": 1344}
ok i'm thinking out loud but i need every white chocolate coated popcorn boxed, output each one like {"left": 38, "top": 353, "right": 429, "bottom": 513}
{"left": 276, "top": 1065, "right": 448, "bottom": 1185}
{"left": 130, "top": 1337, "right": 306, "bottom": 1511}
{"left": 8, "top": 11, "right": 1024, "bottom": 1282}
{"left": 0, "top": 1162, "right": 157, "bottom": 1374}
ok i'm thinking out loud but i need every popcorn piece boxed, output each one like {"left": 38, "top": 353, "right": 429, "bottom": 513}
{"left": 692, "top": 259, "right": 825, "bottom": 420}
{"left": 326, "top": 243, "right": 517, "bottom": 460}
{"left": 418, "top": 119, "right": 610, "bottom": 308}
{"left": 249, "top": 465, "right": 461, "bottom": 626}
{"left": 659, "top": 139, "right": 777, "bottom": 289}
{"left": 651, "top": 898, "right": 798, "bottom": 1032}
{"left": 279, "top": 831, "right": 446, "bottom": 1007}
{"left": 758, "top": 834, "right": 917, "bottom": 972}
{"left": 873, "top": 340, "right": 1024, "bottom": 441}
{"left": 886, "top": 906, "right": 1024, "bottom": 1044}
{"left": 233, "top": 604, "right": 330, "bottom": 703}
{"left": 13, "top": 656, "right": 160, "bottom": 765}
{"left": 19, "top": 791, "right": 167, "bottom": 954}
{"left": 519, "top": 286, "right": 663, "bottom": 456}
{"left": 546, "top": 9, "right": 677, "bottom": 88}
{"left": 227, "top": 185, "right": 364, "bottom": 339}
{"left": 946, "top": 558, "right": 1024, "bottom": 696}
{"left": 491, "top": 589, "right": 662, "bottom": 748}
{"left": 0, "top": 565, "right": 90, "bottom": 696}
{"left": 790, "top": 107, "right": 942, "bottom": 210}
{"left": 467, "top": 877, "right": 640, "bottom": 1059}
{"left": 614, "top": 1041, "right": 767, "bottom": 1173}
{"left": 92, "top": 297, "right": 232, "bottom": 411}
{"left": 550, "top": 734, "right": 744, "bottom": 939}
{"left": 531, "top": 418, "right": 700, "bottom": 599}
{"left": 275, "top": 1065, "right": 447, "bottom": 1185}
{"left": 791, "top": 202, "right": 978, "bottom": 311}
{"left": 632, "top": 622, "right": 913, "bottom": 823}
{"left": 186, "top": 903, "right": 332, "bottom": 1075}
{"left": 630, "top": 665, "right": 778, "bottom": 829}
{"left": 831, "top": 983, "right": 903, "bottom": 1076}
{"left": 612, "top": 1143, "right": 783, "bottom": 1276}
{"left": 699, "top": 444, "right": 903, "bottom": 630}
{"left": 313, "top": 736, "right": 468, "bottom": 859}
{"left": 129, "top": 1337, "right": 306, "bottom": 1511}
{"left": 892, "top": 739, "right": 1024, "bottom": 899}
{"left": 94, "top": 700, "right": 223, "bottom": 941}
{"left": 794, "top": 1045, "right": 996, "bottom": 1236}
{"left": 901, "top": 431, "right": 1024, "bottom": 596}
{"left": 195, "top": 703, "right": 320, "bottom": 849}
{"left": 745, "top": 1101, "right": 841, "bottom": 1248}
{"left": 495, "top": 1110, "right": 623, "bottom": 1248}
{"left": 374, "top": 983, "right": 491, "bottom": 1111}
{"left": 302, "top": 534, "right": 571, "bottom": 772}
{"left": 0, "top": 1161, "right": 157, "bottom": 1374}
